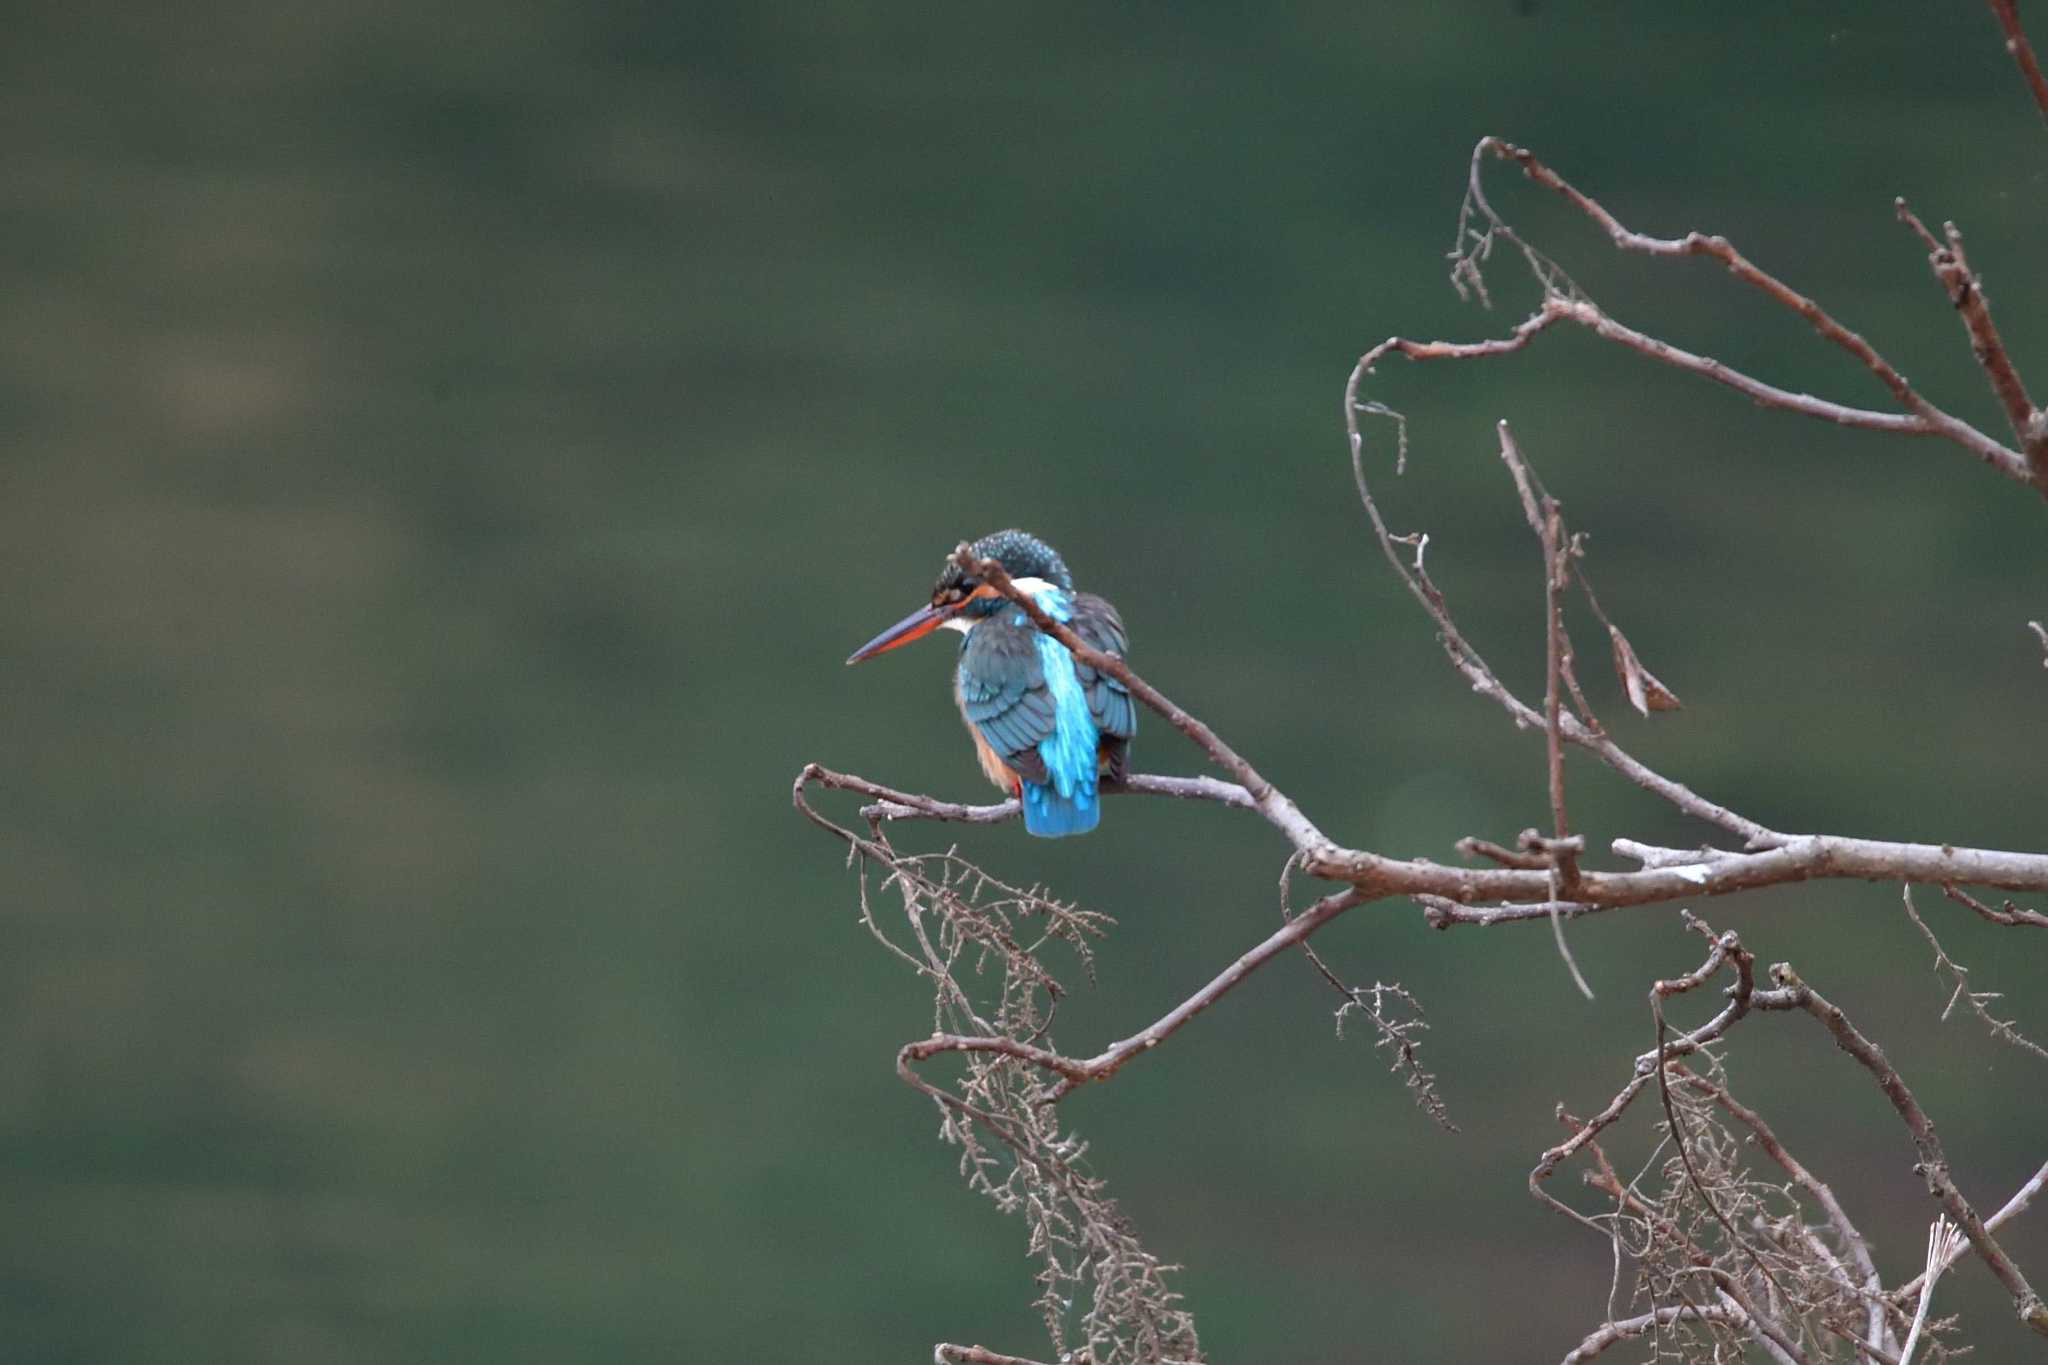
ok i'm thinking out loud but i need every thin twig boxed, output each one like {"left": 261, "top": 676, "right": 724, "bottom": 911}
{"left": 1895, "top": 1159, "right": 2048, "bottom": 1305}
{"left": 1675, "top": 1071, "right": 1903, "bottom": 1349}
{"left": 1575, "top": 1137, "right": 1819, "bottom": 1365}
{"left": 1531, "top": 925, "right": 1758, "bottom": 1225}
{"left": 1942, "top": 880, "right": 2048, "bottom": 928}
{"left": 1042, "top": 887, "right": 1365, "bottom": 1100}
{"left": 1649, "top": 930, "right": 1793, "bottom": 1310}
{"left": 1895, "top": 199, "right": 2048, "bottom": 492}
{"left": 1902, "top": 885, "right": 2048, "bottom": 1061}
{"left": 1346, "top": 385, "right": 1786, "bottom": 849}
{"left": 1499, "top": 423, "right": 1593, "bottom": 997}
{"left": 1765, "top": 965, "right": 2048, "bottom": 1337}
{"left": 1990, "top": 1160, "right": 2048, "bottom": 1232}
{"left": 1457, "top": 835, "right": 1552, "bottom": 869}
{"left": 1560, "top": 1305, "right": 1744, "bottom": 1363}
{"left": 890, "top": 887, "right": 1366, "bottom": 1105}
{"left": 1362, "top": 138, "right": 2040, "bottom": 487}
{"left": 1987, "top": 0, "right": 2048, "bottom": 125}
{"left": 1467, "top": 139, "right": 2032, "bottom": 483}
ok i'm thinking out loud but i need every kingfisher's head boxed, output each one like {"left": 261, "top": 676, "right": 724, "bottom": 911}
{"left": 845, "top": 529, "right": 1073, "bottom": 665}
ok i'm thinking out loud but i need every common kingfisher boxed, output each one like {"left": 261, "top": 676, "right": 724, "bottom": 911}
{"left": 845, "top": 529, "right": 1136, "bottom": 837}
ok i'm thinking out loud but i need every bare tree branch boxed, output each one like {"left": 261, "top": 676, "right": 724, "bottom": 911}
{"left": 1333, "top": 830, "right": 2048, "bottom": 908}
{"left": 808, "top": 86, "right": 2048, "bottom": 1360}
{"left": 1902, "top": 886, "right": 2048, "bottom": 1060}
{"left": 1572, "top": 1131, "right": 1826, "bottom": 1365}
{"left": 1989, "top": 1160, "right": 2048, "bottom": 1238}
{"left": 1895, "top": 199, "right": 2048, "bottom": 489}
{"left": 1494, "top": 424, "right": 1596, "bottom": 998}
{"left": 934, "top": 1346, "right": 1058, "bottom": 1365}
{"left": 1346, "top": 407, "right": 1787, "bottom": 849}
{"left": 1987, "top": 0, "right": 2048, "bottom": 125}
{"left": 1768, "top": 964, "right": 2048, "bottom": 1337}
{"left": 1537, "top": 923, "right": 2047, "bottom": 1355}
{"left": 796, "top": 763, "right": 1257, "bottom": 828}
{"left": 1941, "top": 881, "right": 2048, "bottom": 928}
{"left": 1560, "top": 1304, "right": 1746, "bottom": 1364}
{"left": 1531, "top": 923, "right": 1759, "bottom": 1228}
{"left": 903, "top": 887, "right": 1367, "bottom": 1104}
{"left": 1328, "top": 976, "right": 1457, "bottom": 1131}
{"left": 1895, "top": 1159, "right": 2048, "bottom": 1307}
{"left": 1357, "top": 139, "right": 2042, "bottom": 489}
{"left": 1675, "top": 1071, "right": 1902, "bottom": 1353}
{"left": 804, "top": 766, "right": 2048, "bottom": 923}
{"left": 1652, "top": 945, "right": 1797, "bottom": 1314}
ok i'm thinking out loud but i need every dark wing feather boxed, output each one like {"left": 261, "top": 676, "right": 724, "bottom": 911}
{"left": 1070, "top": 593, "right": 1136, "bottom": 741}
{"left": 957, "top": 618, "right": 1053, "bottom": 783}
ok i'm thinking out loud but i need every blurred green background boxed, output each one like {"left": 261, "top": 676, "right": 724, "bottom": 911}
{"left": 5, "top": 3, "right": 2045, "bottom": 1361}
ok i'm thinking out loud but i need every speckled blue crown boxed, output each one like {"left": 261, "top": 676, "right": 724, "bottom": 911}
{"left": 931, "top": 528, "right": 1074, "bottom": 600}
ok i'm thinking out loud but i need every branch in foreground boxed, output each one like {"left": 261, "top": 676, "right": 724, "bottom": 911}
{"left": 798, "top": 764, "right": 1257, "bottom": 828}
{"left": 800, "top": 760, "right": 2048, "bottom": 924}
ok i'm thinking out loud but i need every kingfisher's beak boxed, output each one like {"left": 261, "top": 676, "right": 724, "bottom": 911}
{"left": 846, "top": 602, "right": 954, "bottom": 665}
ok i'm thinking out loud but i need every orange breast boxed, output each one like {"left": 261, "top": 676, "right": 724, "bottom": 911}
{"left": 969, "top": 725, "right": 1022, "bottom": 795}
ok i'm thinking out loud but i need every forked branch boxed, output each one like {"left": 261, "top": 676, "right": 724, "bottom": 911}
{"left": 1366, "top": 138, "right": 2047, "bottom": 491}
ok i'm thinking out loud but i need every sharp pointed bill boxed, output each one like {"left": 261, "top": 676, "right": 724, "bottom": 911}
{"left": 844, "top": 529, "right": 1136, "bottom": 838}
{"left": 845, "top": 601, "right": 955, "bottom": 665}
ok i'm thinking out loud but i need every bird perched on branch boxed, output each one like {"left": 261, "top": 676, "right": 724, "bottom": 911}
{"left": 845, "top": 529, "right": 1136, "bottom": 837}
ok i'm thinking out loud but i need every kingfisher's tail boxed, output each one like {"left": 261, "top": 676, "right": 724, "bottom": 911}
{"left": 1021, "top": 775, "right": 1099, "bottom": 837}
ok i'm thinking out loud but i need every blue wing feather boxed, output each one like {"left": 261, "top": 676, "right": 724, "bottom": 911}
{"left": 1070, "top": 593, "right": 1135, "bottom": 785}
{"left": 956, "top": 591, "right": 1104, "bottom": 836}
{"left": 1070, "top": 594, "right": 1135, "bottom": 741}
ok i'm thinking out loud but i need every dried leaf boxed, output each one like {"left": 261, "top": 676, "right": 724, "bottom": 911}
{"left": 1609, "top": 624, "right": 1683, "bottom": 716}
